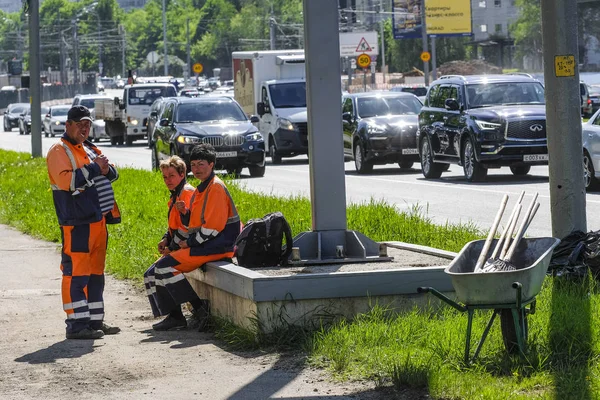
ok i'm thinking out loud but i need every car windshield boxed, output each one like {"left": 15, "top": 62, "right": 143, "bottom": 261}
{"left": 393, "top": 86, "right": 428, "bottom": 96}
{"left": 176, "top": 102, "right": 247, "bottom": 123}
{"left": 129, "top": 86, "right": 177, "bottom": 105}
{"left": 52, "top": 108, "right": 69, "bottom": 116}
{"left": 467, "top": 82, "right": 545, "bottom": 108}
{"left": 9, "top": 105, "right": 26, "bottom": 114}
{"left": 357, "top": 96, "right": 423, "bottom": 118}
{"left": 269, "top": 82, "right": 306, "bottom": 108}
{"left": 80, "top": 99, "right": 99, "bottom": 109}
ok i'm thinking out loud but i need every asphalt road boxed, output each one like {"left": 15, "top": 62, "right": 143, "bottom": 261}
{"left": 2, "top": 109, "right": 598, "bottom": 238}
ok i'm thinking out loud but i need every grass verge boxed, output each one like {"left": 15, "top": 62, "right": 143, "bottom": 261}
{"left": 1, "top": 149, "right": 597, "bottom": 399}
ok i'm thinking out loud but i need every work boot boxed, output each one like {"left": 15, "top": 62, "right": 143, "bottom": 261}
{"left": 66, "top": 328, "right": 104, "bottom": 340}
{"left": 152, "top": 315, "right": 187, "bottom": 331}
{"left": 188, "top": 300, "right": 210, "bottom": 332}
{"left": 98, "top": 322, "right": 121, "bottom": 335}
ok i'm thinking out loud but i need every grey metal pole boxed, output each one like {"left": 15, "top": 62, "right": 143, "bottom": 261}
{"left": 269, "top": 17, "right": 276, "bottom": 50}
{"left": 541, "top": 0, "right": 586, "bottom": 238}
{"left": 59, "top": 31, "right": 66, "bottom": 85}
{"left": 29, "top": 0, "right": 42, "bottom": 158}
{"left": 120, "top": 25, "right": 126, "bottom": 78}
{"left": 186, "top": 18, "right": 191, "bottom": 86}
{"left": 431, "top": 36, "right": 437, "bottom": 80}
{"left": 73, "top": 19, "right": 79, "bottom": 84}
{"left": 162, "top": 0, "right": 168, "bottom": 75}
{"left": 420, "top": 0, "right": 429, "bottom": 86}
{"left": 379, "top": 0, "right": 385, "bottom": 84}
{"left": 303, "top": 0, "right": 347, "bottom": 231}
{"left": 97, "top": 15, "right": 102, "bottom": 75}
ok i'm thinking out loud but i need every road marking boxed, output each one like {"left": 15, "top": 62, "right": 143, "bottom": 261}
{"left": 271, "top": 166, "right": 600, "bottom": 204}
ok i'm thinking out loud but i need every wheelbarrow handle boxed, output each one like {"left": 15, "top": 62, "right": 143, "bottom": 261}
{"left": 417, "top": 286, "right": 467, "bottom": 312}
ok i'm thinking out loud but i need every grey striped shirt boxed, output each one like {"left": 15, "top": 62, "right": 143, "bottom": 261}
{"left": 83, "top": 145, "right": 115, "bottom": 214}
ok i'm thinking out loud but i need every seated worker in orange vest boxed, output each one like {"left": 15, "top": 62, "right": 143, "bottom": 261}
{"left": 46, "top": 105, "right": 121, "bottom": 340}
{"left": 144, "top": 143, "right": 241, "bottom": 331}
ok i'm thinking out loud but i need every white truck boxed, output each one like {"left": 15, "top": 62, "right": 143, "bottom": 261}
{"left": 95, "top": 82, "right": 177, "bottom": 146}
{"left": 232, "top": 50, "right": 307, "bottom": 164}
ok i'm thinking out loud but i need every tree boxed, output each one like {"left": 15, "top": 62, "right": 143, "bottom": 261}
{"left": 510, "top": 0, "right": 542, "bottom": 70}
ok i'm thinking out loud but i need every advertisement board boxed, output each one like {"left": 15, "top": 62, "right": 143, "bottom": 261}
{"left": 392, "top": 0, "right": 472, "bottom": 39}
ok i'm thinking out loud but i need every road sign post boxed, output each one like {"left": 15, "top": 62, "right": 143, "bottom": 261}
{"left": 357, "top": 53, "right": 371, "bottom": 92}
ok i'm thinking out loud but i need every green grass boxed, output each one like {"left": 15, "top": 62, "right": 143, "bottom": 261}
{"left": 2, "top": 149, "right": 599, "bottom": 399}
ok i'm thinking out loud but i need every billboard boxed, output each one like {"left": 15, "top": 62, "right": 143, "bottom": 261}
{"left": 392, "top": 0, "right": 472, "bottom": 39}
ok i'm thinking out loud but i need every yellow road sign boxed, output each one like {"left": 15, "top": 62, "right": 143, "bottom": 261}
{"left": 554, "top": 55, "right": 575, "bottom": 77}
{"left": 420, "top": 51, "right": 431, "bottom": 62}
{"left": 193, "top": 63, "right": 204, "bottom": 74}
{"left": 357, "top": 53, "right": 371, "bottom": 69}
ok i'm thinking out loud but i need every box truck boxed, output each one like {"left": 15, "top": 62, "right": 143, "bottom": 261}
{"left": 232, "top": 50, "right": 307, "bottom": 164}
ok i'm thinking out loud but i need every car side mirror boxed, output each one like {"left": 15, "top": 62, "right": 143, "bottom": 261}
{"left": 159, "top": 118, "right": 170, "bottom": 127}
{"left": 119, "top": 104, "right": 126, "bottom": 110}
{"left": 150, "top": 111, "right": 157, "bottom": 118}
{"left": 250, "top": 115, "right": 260, "bottom": 123}
{"left": 342, "top": 112, "right": 353, "bottom": 123}
{"left": 114, "top": 97, "right": 120, "bottom": 105}
{"left": 445, "top": 98, "right": 460, "bottom": 111}
{"left": 257, "top": 102, "right": 265, "bottom": 117}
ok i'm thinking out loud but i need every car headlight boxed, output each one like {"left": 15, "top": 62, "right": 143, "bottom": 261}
{"left": 277, "top": 118, "right": 295, "bottom": 130}
{"left": 245, "top": 132, "right": 263, "bottom": 141}
{"left": 129, "top": 118, "right": 139, "bottom": 125}
{"left": 367, "top": 125, "right": 386, "bottom": 135}
{"left": 177, "top": 135, "right": 200, "bottom": 144}
{"left": 475, "top": 120, "right": 502, "bottom": 131}
{"left": 55, "top": 121, "right": 60, "bottom": 125}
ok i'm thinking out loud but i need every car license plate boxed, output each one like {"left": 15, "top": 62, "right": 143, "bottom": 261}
{"left": 402, "top": 148, "right": 419, "bottom": 155}
{"left": 523, "top": 154, "right": 548, "bottom": 162}
{"left": 216, "top": 151, "right": 237, "bottom": 158}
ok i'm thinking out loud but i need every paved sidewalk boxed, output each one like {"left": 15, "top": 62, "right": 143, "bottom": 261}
{"left": 0, "top": 225, "right": 392, "bottom": 400}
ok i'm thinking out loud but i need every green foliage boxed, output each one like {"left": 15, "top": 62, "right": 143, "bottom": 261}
{"left": 511, "top": 0, "right": 542, "bottom": 70}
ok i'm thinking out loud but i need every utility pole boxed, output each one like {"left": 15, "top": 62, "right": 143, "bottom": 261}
{"left": 97, "top": 16, "right": 102, "bottom": 75}
{"left": 541, "top": 0, "right": 586, "bottom": 237}
{"left": 162, "top": 0, "right": 168, "bottom": 75}
{"left": 379, "top": 0, "right": 385, "bottom": 84}
{"left": 420, "top": 0, "right": 429, "bottom": 86}
{"left": 186, "top": 18, "right": 191, "bottom": 87}
{"left": 120, "top": 25, "right": 126, "bottom": 78}
{"left": 29, "top": 0, "right": 42, "bottom": 158}
{"left": 269, "top": 5, "right": 276, "bottom": 50}
{"left": 431, "top": 36, "right": 437, "bottom": 80}
{"left": 59, "top": 31, "right": 66, "bottom": 85}
{"left": 72, "top": 19, "right": 79, "bottom": 84}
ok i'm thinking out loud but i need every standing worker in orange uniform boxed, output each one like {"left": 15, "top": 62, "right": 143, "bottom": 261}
{"left": 46, "top": 105, "right": 121, "bottom": 340}
{"left": 144, "top": 144, "right": 241, "bottom": 331}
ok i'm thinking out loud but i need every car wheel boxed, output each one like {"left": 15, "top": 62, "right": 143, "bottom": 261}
{"left": 19, "top": 126, "right": 23, "bottom": 135}
{"left": 462, "top": 137, "right": 488, "bottom": 182}
{"left": 226, "top": 167, "right": 243, "bottom": 176}
{"left": 420, "top": 136, "right": 444, "bottom": 179}
{"left": 3, "top": 119, "right": 9, "bottom": 132}
{"left": 269, "top": 139, "right": 282, "bottom": 165}
{"left": 584, "top": 151, "right": 600, "bottom": 191}
{"left": 125, "top": 134, "right": 133, "bottom": 146}
{"left": 118, "top": 136, "right": 124, "bottom": 146}
{"left": 110, "top": 136, "right": 118, "bottom": 146}
{"left": 151, "top": 144, "right": 160, "bottom": 171}
{"left": 51, "top": 134, "right": 55, "bottom": 137}
{"left": 353, "top": 141, "right": 373, "bottom": 174}
{"left": 249, "top": 165, "right": 266, "bottom": 177}
{"left": 398, "top": 160, "right": 414, "bottom": 169}
{"left": 509, "top": 165, "right": 531, "bottom": 176}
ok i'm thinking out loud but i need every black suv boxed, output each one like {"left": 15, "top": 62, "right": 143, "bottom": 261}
{"left": 418, "top": 74, "right": 548, "bottom": 182}
{"left": 152, "top": 96, "right": 266, "bottom": 177}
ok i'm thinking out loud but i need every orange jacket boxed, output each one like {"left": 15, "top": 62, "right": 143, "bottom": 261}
{"left": 164, "top": 180, "right": 195, "bottom": 251}
{"left": 47, "top": 135, "right": 120, "bottom": 226}
{"left": 186, "top": 173, "right": 240, "bottom": 256}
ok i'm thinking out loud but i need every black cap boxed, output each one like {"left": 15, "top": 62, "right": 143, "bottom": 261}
{"left": 68, "top": 105, "right": 93, "bottom": 122}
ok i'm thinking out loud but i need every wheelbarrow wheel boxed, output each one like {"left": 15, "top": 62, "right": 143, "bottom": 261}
{"left": 500, "top": 309, "right": 528, "bottom": 354}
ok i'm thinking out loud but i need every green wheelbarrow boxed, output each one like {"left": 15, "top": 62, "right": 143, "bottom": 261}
{"left": 418, "top": 237, "right": 560, "bottom": 364}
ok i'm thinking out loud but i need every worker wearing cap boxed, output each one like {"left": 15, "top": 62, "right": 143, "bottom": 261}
{"left": 46, "top": 105, "right": 122, "bottom": 340}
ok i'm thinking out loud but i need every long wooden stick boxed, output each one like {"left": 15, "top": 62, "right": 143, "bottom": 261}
{"left": 491, "top": 191, "right": 525, "bottom": 259}
{"left": 505, "top": 193, "right": 539, "bottom": 261}
{"left": 500, "top": 204, "right": 522, "bottom": 259}
{"left": 474, "top": 194, "right": 509, "bottom": 272}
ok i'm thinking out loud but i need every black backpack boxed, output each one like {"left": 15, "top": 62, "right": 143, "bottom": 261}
{"left": 235, "top": 212, "right": 293, "bottom": 268}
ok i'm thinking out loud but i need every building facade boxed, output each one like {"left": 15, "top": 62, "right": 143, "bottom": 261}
{"left": 471, "top": 0, "right": 519, "bottom": 42}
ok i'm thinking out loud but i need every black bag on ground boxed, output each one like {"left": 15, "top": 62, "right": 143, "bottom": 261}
{"left": 235, "top": 212, "right": 293, "bottom": 268}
